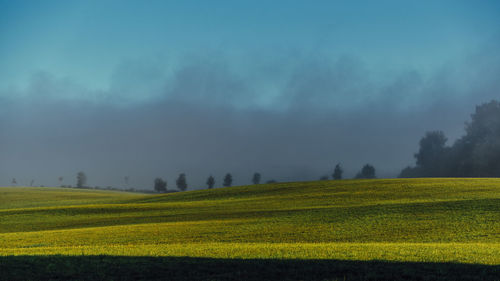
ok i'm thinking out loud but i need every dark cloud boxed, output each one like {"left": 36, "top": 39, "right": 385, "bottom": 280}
{"left": 1, "top": 41, "right": 500, "bottom": 189}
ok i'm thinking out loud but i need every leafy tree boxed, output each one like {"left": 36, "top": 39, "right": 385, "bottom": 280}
{"left": 400, "top": 100, "right": 500, "bottom": 178}
{"left": 206, "top": 175, "right": 215, "bottom": 189}
{"left": 176, "top": 173, "right": 188, "bottom": 191}
{"left": 355, "top": 164, "right": 376, "bottom": 179}
{"left": 154, "top": 178, "right": 167, "bottom": 193}
{"left": 252, "top": 172, "right": 261, "bottom": 185}
{"left": 399, "top": 131, "right": 450, "bottom": 178}
{"left": 223, "top": 173, "right": 233, "bottom": 187}
{"left": 332, "top": 163, "right": 343, "bottom": 180}
{"left": 414, "top": 131, "right": 448, "bottom": 176}
{"left": 76, "top": 172, "right": 87, "bottom": 188}
{"left": 459, "top": 100, "right": 500, "bottom": 176}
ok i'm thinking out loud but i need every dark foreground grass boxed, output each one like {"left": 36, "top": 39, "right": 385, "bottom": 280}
{"left": 0, "top": 256, "right": 499, "bottom": 281}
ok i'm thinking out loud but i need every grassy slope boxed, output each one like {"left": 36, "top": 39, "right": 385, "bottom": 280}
{"left": 0, "top": 179, "right": 499, "bottom": 265}
{"left": 0, "top": 186, "right": 141, "bottom": 209}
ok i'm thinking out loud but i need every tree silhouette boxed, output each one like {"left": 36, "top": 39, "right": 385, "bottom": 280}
{"left": 458, "top": 100, "right": 500, "bottom": 176}
{"left": 415, "top": 131, "right": 448, "bottom": 176}
{"left": 332, "top": 163, "right": 343, "bottom": 180}
{"left": 400, "top": 100, "right": 500, "bottom": 178}
{"left": 206, "top": 175, "right": 215, "bottom": 189}
{"left": 154, "top": 178, "right": 167, "bottom": 193}
{"left": 76, "top": 172, "right": 87, "bottom": 188}
{"left": 176, "top": 173, "right": 188, "bottom": 191}
{"left": 355, "top": 164, "right": 376, "bottom": 179}
{"left": 223, "top": 173, "right": 233, "bottom": 187}
{"left": 252, "top": 173, "right": 261, "bottom": 185}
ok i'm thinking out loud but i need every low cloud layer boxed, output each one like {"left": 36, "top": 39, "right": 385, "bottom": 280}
{"left": 1, "top": 42, "right": 500, "bottom": 189}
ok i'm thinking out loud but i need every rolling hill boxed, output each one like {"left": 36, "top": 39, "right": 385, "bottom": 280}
{"left": 1, "top": 178, "right": 499, "bottom": 280}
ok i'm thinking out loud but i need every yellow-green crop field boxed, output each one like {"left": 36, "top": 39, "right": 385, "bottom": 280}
{"left": 1, "top": 178, "right": 499, "bottom": 280}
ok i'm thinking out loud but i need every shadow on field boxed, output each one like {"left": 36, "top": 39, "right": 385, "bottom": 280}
{"left": 0, "top": 256, "right": 498, "bottom": 281}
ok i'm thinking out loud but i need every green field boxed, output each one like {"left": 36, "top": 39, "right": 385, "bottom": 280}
{"left": 1, "top": 178, "right": 499, "bottom": 280}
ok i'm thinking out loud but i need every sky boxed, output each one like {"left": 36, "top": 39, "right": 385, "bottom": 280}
{"left": 1, "top": 0, "right": 500, "bottom": 189}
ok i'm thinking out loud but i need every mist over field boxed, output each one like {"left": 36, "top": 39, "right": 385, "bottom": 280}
{"left": 1, "top": 1, "right": 500, "bottom": 189}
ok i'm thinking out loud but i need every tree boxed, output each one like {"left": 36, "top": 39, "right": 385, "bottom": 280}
{"left": 252, "top": 172, "right": 261, "bottom": 185}
{"left": 266, "top": 179, "right": 277, "bottom": 184}
{"left": 414, "top": 131, "right": 448, "bottom": 176}
{"left": 223, "top": 173, "right": 233, "bottom": 187}
{"left": 76, "top": 172, "right": 87, "bottom": 188}
{"left": 459, "top": 100, "right": 500, "bottom": 176}
{"left": 332, "top": 163, "right": 343, "bottom": 180}
{"left": 399, "top": 131, "right": 452, "bottom": 178}
{"left": 355, "top": 164, "right": 376, "bottom": 179}
{"left": 401, "top": 100, "right": 500, "bottom": 177}
{"left": 206, "top": 175, "right": 215, "bottom": 189}
{"left": 58, "top": 176, "right": 64, "bottom": 185}
{"left": 176, "top": 173, "right": 188, "bottom": 191}
{"left": 11, "top": 178, "right": 17, "bottom": 185}
{"left": 154, "top": 178, "right": 167, "bottom": 193}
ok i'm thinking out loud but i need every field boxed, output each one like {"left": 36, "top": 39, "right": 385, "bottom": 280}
{"left": 1, "top": 178, "right": 499, "bottom": 280}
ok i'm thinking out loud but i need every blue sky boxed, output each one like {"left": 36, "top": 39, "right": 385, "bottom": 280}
{"left": 1, "top": 0, "right": 499, "bottom": 104}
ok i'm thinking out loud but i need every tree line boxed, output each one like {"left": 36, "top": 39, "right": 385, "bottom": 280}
{"left": 400, "top": 100, "right": 500, "bottom": 178}
{"left": 37, "top": 161, "right": 378, "bottom": 192}
{"left": 152, "top": 162, "right": 378, "bottom": 193}
{"left": 153, "top": 172, "right": 259, "bottom": 193}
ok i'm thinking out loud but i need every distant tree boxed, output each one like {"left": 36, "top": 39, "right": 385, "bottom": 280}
{"left": 223, "top": 173, "right": 233, "bottom": 187}
{"left": 458, "top": 100, "right": 500, "bottom": 176}
{"left": 176, "top": 173, "right": 188, "bottom": 191}
{"left": 252, "top": 173, "right": 261, "bottom": 185}
{"left": 30, "top": 180, "right": 34, "bottom": 186}
{"left": 414, "top": 131, "right": 448, "bottom": 176}
{"left": 154, "top": 178, "right": 167, "bottom": 193}
{"left": 206, "top": 175, "right": 215, "bottom": 189}
{"left": 399, "top": 131, "right": 451, "bottom": 178}
{"left": 319, "top": 175, "right": 329, "bottom": 180}
{"left": 76, "top": 172, "right": 87, "bottom": 188}
{"left": 400, "top": 100, "right": 500, "bottom": 177}
{"left": 355, "top": 164, "right": 376, "bottom": 179}
{"left": 124, "top": 176, "right": 129, "bottom": 186}
{"left": 58, "top": 176, "right": 64, "bottom": 185}
{"left": 266, "top": 179, "right": 277, "bottom": 184}
{"left": 11, "top": 178, "right": 17, "bottom": 185}
{"left": 332, "top": 163, "right": 343, "bottom": 180}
